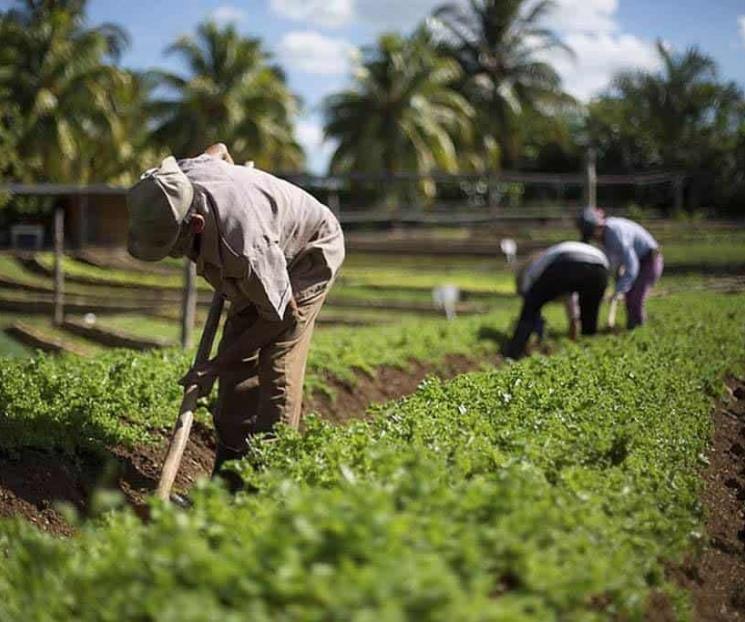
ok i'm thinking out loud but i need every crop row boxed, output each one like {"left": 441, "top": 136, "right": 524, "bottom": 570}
{"left": 0, "top": 301, "right": 532, "bottom": 455}
{"left": 0, "top": 291, "right": 742, "bottom": 620}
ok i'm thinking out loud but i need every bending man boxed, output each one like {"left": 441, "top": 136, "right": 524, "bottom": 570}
{"left": 577, "top": 207, "right": 663, "bottom": 329}
{"left": 504, "top": 241, "right": 609, "bottom": 359}
{"left": 127, "top": 144, "right": 345, "bottom": 487}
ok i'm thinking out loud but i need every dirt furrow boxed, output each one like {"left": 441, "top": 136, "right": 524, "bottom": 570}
{"left": 0, "top": 353, "right": 498, "bottom": 535}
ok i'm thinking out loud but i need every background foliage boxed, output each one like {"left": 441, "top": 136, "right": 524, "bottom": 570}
{"left": 1, "top": 0, "right": 744, "bottom": 213}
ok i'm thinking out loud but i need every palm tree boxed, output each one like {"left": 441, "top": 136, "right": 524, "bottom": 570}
{"left": 433, "top": 0, "right": 573, "bottom": 167}
{"left": 607, "top": 43, "right": 742, "bottom": 169}
{"left": 151, "top": 21, "right": 303, "bottom": 170}
{"left": 0, "top": 0, "right": 139, "bottom": 182}
{"left": 79, "top": 70, "right": 161, "bottom": 184}
{"left": 324, "top": 29, "right": 474, "bottom": 202}
{"left": 587, "top": 43, "right": 744, "bottom": 211}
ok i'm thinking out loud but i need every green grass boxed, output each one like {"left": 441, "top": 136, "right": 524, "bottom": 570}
{"left": 338, "top": 265, "right": 515, "bottom": 294}
{"left": 0, "top": 291, "right": 741, "bottom": 620}
{"left": 87, "top": 314, "right": 183, "bottom": 342}
{"left": 37, "top": 251, "right": 516, "bottom": 296}
{"left": 342, "top": 252, "right": 506, "bottom": 271}
{"left": 0, "top": 330, "right": 28, "bottom": 357}
{"left": 0, "top": 255, "right": 154, "bottom": 299}
{"left": 662, "top": 240, "right": 745, "bottom": 267}
{"left": 0, "top": 254, "right": 53, "bottom": 289}
{"left": 0, "top": 312, "right": 103, "bottom": 356}
{"left": 35, "top": 253, "right": 194, "bottom": 289}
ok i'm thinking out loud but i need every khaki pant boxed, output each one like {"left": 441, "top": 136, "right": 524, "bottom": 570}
{"left": 213, "top": 292, "right": 326, "bottom": 453}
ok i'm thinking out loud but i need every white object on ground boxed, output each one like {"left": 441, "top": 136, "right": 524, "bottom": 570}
{"left": 432, "top": 284, "right": 460, "bottom": 320}
{"left": 83, "top": 313, "right": 97, "bottom": 326}
{"left": 500, "top": 238, "right": 517, "bottom": 264}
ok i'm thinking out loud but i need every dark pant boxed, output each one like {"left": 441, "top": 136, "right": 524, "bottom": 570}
{"left": 505, "top": 261, "right": 608, "bottom": 358}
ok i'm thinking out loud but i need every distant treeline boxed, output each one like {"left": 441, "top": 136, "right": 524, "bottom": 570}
{"left": 1, "top": 0, "right": 744, "bottom": 214}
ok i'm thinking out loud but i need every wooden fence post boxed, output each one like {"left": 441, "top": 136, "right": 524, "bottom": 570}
{"left": 673, "top": 175, "right": 684, "bottom": 214}
{"left": 328, "top": 183, "right": 340, "bottom": 218}
{"left": 488, "top": 177, "right": 499, "bottom": 212}
{"left": 180, "top": 259, "right": 197, "bottom": 349}
{"left": 585, "top": 148, "right": 597, "bottom": 208}
{"left": 53, "top": 206, "right": 64, "bottom": 326}
{"left": 79, "top": 193, "right": 89, "bottom": 247}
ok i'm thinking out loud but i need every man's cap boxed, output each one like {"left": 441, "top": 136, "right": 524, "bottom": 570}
{"left": 127, "top": 156, "right": 194, "bottom": 261}
{"left": 576, "top": 207, "right": 603, "bottom": 240}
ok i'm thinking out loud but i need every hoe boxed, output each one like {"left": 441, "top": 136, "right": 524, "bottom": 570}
{"left": 156, "top": 292, "right": 225, "bottom": 502}
{"left": 607, "top": 296, "right": 618, "bottom": 329}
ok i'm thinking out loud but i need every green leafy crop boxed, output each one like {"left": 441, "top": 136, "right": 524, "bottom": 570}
{"left": 0, "top": 291, "right": 742, "bottom": 620}
{"left": 0, "top": 302, "right": 525, "bottom": 454}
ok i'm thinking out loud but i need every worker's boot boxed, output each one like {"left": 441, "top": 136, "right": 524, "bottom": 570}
{"left": 502, "top": 319, "right": 534, "bottom": 360}
{"left": 211, "top": 441, "right": 247, "bottom": 494}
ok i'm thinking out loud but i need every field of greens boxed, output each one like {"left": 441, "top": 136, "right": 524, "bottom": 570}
{"left": 1, "top": 222, "right": 743, "bottom": 357}
{"left": 0, "top": 303, "right": 530, "bottom": 455}
{"left": 0, "top": 250, "right": 513, "bottom": 356}
{"left": 0, "top": 290, "right": 743, "bottom": 620}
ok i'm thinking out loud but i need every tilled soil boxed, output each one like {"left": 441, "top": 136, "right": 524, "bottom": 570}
{"left": 646, "top": 376, "right": 745, "bottom": 621}
{"left": 0, "top": 353, "right": 497, "bottom": 536}
{"left": 680, "top": 377, "right": 745, "bottom": 621}
{"left": 304, "top": 353, "right": 498, "bottom": 425}
{"left": 0, "top": 423, "right": 217, "bottom": 535}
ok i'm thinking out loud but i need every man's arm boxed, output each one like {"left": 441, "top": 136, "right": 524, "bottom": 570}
{"left": 179, "top": 302, "right": 298, "bottom": 396}
{"left": 179, "top": 280, "right": 300, "bottom": 396}
{"left": 615, "top": 244, "right": 639, "bottom": 295}
{"left": 204, "top": 142, "right": 234, "bottom": 165}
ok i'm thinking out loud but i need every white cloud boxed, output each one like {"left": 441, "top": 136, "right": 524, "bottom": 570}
{"left": 296, "top": 118, "right": 336, "bottom": 174}
{"left": 534, "top": 0, "right": 660, "bottom": 101}
{"left": 296, "top": 119, "right": 324, "bottom": 149}
{"left": 270, "top": 0, "right": 353, "bottom": 28}
{"left": 271, "top": 0, "right": 459, "bottom": 31}
{"left": 211, "top": 5, "right": 246, "bottom": 25}
{"left": 552, "top": 32, "right": 660, "bottom": 100}
{"left": 270, "top": 0, "right": 659, "bottom": 103}
{"left": 270, "top": 0, "right": 616, "bottom": 37}
{"left": 277, "top": 31, "right": 358, "bottom": 76}
{"left": 551, "top": 0, "right": 618, "bottom": 34}
{"left": 738, "top": 16, "right": 745, "bottom": 47}
{"left": 353, "top": 0, "right": 615, "bottom": 35}
{"left": 355, "top": 0, "right": 451, "bottom": 31}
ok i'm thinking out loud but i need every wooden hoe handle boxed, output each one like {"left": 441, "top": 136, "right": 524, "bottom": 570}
{"left": 156, "top": 293, "right": 225, "bottom": 501}
{"left": 607, "top": 297, "right": 618, "bottom": 329}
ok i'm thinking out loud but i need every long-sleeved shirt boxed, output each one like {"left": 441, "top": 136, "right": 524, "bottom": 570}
{"left": 519, "top": 241, "right": 609, "bottom": 295}
{"left": 177, "top": 154, "right": 345, "bottom": 321}
{"left": 602, "top": 217, "right": 658, "bottom": 294}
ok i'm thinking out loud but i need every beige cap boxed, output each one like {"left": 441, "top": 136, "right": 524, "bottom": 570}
{"left": 127, "top": 156, "right": 194, "bottom": 261}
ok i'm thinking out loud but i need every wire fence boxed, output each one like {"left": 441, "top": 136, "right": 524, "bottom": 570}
{"left": 0, "top": 167, "right": 686, "bottom": 248}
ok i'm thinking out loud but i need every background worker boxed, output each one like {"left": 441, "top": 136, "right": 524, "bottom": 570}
{"left": 127, "top": 143, "right": 345, "bottom": 489}
{"left": 503, "top": 241, "right": 609, "bottom": 359}
{"left": 577, "top": 207, "right": 663, "bottom": 329}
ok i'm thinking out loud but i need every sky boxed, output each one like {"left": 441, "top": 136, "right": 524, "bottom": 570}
{"left": 4, "top": 0, "right": 745, "bottom": 172}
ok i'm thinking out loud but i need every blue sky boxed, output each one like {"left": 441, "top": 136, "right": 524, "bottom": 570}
{"left": 4, "top": 0, "right": 745, "bottom": 172}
